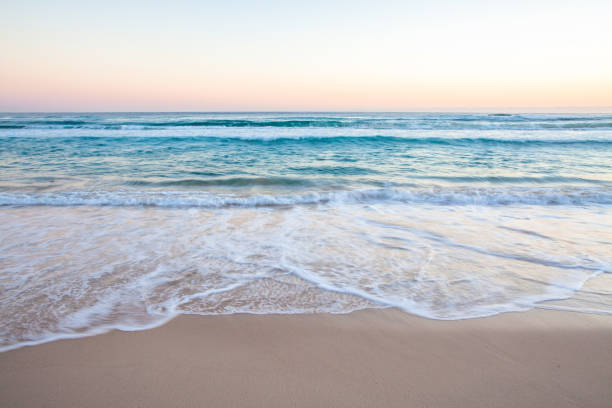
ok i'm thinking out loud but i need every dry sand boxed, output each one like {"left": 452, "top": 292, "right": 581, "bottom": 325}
{"left": 1, "top": 309, "right": 611, "bottom": 408}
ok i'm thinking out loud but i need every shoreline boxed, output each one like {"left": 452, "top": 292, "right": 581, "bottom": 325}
{"left": 1, "top": 309, "right": 611, "bottom": 407}
{"left": 1, "top": 305, "right": 609, "bottom": 354}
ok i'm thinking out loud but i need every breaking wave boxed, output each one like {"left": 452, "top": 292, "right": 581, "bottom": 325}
{"left": 1, "top": 187, "right": 610, "bottom": 208}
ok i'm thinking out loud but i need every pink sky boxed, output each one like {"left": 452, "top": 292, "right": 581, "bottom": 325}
{"left": 2, "top": 1, "right": 611, "bottom": 111}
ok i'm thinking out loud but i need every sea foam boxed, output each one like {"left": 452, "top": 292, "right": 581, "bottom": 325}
{"left": 0, "top": 187, "right": 610, "bottom": 208}
{"left": 1, "top": 112, "right": 611, "bottom": 351}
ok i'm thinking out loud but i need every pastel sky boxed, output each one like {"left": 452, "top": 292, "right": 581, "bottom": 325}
{"left": 1, "top": 0, "right": 611, "bottom": 111}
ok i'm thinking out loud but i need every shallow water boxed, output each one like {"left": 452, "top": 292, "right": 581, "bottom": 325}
{"left": 0, "top": 112, "right": 611, "bottom": 350}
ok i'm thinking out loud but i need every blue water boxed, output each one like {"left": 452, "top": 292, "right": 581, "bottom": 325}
{"left": 1, "top": 112, "right": 611, "bottom": 351}
{"left": 1, "top": 112, "right": 611, "bottom": 197}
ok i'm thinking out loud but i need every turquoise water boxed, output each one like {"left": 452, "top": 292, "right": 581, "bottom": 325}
{"left": 2, "top": 113, "right": 612, "bottom": 197}
{"left": 1, "top": 112, "right": 611, "bottom": 350}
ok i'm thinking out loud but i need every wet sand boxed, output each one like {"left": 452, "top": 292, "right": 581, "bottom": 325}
{"left": 1, "top": 309, "right": 611, "bottom": 408}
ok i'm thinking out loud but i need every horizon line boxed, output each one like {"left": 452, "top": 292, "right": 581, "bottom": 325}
{"left": 3, "top": 107, "right": 612, "bottom": 114}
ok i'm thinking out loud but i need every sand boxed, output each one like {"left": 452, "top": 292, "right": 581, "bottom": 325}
{"left": 1, "top": 309, "right": 611, "bottom": 408}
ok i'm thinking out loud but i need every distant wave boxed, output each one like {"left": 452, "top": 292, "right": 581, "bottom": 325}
{"left": 3, "top": 114, "right": 612, "bottom": 131}
{"left": 268, "top": 136, "right": 612, "bottom": 145}
{"left": 1, "top": 187, "right": 610, "bottom": 208}
{"left": 0, "top": 119, "right": 347, "bottom": 129}
{"left": 2, "top": 134, "right": 611, "bottom": 144}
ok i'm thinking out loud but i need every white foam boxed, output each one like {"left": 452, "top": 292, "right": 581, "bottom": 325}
{"left": 0, "top": 187, "right": 610, "bottom": 208}
{"left": 2, "top": 123, "right": 612, "bottom": 142}
{"left": 0, "top": 202, "right": 610, "bottom": 352}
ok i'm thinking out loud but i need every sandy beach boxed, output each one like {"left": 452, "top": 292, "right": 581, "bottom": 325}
{"left": 1, "top": 309, "right": 611, "bottom": 408}
{"left": 3, "top": 0, "right": 612, "bottom": 406}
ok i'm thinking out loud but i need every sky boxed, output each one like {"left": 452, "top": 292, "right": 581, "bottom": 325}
{"left": 1, "top": 0, "right": 611, "bottom": 112}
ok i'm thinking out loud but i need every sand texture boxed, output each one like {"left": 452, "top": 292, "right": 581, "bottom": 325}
{"left": 1, "top": 309, "right": 611, "bottom": 408}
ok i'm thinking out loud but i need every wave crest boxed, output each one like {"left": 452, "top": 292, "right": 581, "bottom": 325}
{"left": 1, "top": 187, "right": 610, "bottom": 208}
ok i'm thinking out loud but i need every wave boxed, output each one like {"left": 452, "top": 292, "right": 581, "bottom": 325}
{"left": 542, "top": 122, "right": 612, "bottom": 129}
{"left": 409, "top": 175, "right": 610, "bottom": 184}
{"left": 3, "top": 114, "right": 612, "bottom": 131}
{"left": 127, "top": 177, "right": 314, "bottom": 187}
{"left": 1, "top": 187, "right": 610, "bottom": 208}
{"left": 286, "top": 166, "right": 380, "bottom": 175}
{"left": 128, "top": 175, "right": 609, "bottom": 188}
{"left": 0, "top": 119, "right": 347, "bottom": 129}
{"left": 2, "top": 133, "right": 611, "bottom": 145}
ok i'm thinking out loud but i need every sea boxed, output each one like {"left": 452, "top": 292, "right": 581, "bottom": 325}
{"left": 1, "top": 112, "right": 611, "bottom": 351}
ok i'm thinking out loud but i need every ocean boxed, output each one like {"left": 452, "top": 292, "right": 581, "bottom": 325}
{"left": 1, "top": 112, "right": 611, "bottom": 351}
